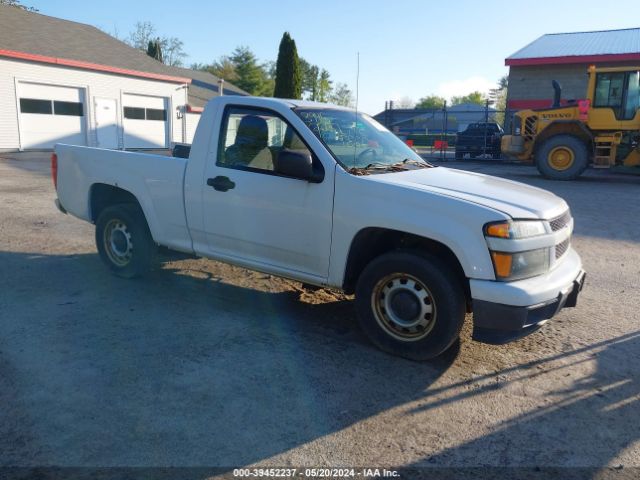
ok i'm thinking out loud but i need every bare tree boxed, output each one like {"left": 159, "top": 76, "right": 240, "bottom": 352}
{"left": 127, "top": 21, "right": 187, "bottom": 67}
{"left": 0, "top": 0, "right": 37, "bottom": 10}
{"left": 127, "top": 21, "right": 156, "bottom": 50}
{"left": 160, "top": 37, "right": 187, "bottom": 67}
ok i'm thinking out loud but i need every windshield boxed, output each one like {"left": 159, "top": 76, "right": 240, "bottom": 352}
{"left": 295, "top": 108, "right": 429, "bottom": 172}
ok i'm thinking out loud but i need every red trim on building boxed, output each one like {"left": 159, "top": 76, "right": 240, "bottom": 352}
{"left": 507, "top": 99, "right": 575, "bottom": 109}
{"left": 505, "top": 52, "right": 640, "bottom": 66}
{"left": 186, "top": 105, "right": 204, "bottom": 113}
{"left": 0, "top": 49, "right": 191, "bottom": 84}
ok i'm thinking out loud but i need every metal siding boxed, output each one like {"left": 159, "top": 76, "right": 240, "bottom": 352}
{"left": 0, "top": 62, "right": 20, "bottom": 149}
{"left": 0, "top": 58, "right": 185, "bottom": 150}
{"left": 508, "top": 28, "right": 640, "bottom": 60}
{"left": 185, "top": 112, "right": 201, "bottom": 144}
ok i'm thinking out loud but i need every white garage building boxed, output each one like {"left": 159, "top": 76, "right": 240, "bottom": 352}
{"left": 0, "top": 6, "right": 246, "bottom": 151}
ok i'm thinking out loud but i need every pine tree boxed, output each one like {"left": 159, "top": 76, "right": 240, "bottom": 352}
{"left": 146, "top": 38, "right": 163, "bottom": 63}
{"left": 274, "top": 32, "right": 301, "bottom": 99}
{"left": 229, "top": 47, "right": 271, "bottom": 96}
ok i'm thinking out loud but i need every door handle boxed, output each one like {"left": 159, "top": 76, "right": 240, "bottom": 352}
{"left": 207, "top": 176, "right": 236, "bottom": 192}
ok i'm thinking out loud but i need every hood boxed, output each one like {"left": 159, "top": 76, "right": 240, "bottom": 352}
{"left": 368, "top": 166, "right": 567, "bottom": 219}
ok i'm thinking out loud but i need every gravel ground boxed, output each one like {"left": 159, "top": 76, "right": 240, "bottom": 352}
{"left": 0, "top": 152, "right": 638, "bottom": 478}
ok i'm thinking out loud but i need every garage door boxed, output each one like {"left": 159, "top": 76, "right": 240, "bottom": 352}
{"left": 122, "top": 94, "right": 168, "bottom": 148}
{"left": 17, "top": 82, "right": 87, "bottom": 149}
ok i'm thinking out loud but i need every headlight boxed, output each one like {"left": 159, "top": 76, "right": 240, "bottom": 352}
{"left": 490, "top": 248, "right": 550, "bottom": 281}
{"left": 485, "top": 220, "right": 546, "bottom": 239}
{"left": 484, "top": 220, "right": 550, "bottom": 281}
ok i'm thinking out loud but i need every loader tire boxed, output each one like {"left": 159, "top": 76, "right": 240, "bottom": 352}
{"left": 535, "top": 135, "right": 588, "bottom": 180}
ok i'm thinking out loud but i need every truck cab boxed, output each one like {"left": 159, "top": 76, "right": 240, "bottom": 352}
{"left": 53, "top": 96, "right": 586, "bottom": 360}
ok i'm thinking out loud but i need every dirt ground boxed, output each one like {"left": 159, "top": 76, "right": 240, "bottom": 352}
{"left": 0, "top": 152, "right": 639, "bottom": 478}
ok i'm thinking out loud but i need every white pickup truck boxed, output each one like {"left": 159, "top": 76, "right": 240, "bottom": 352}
{"left": 53, "top": 96, "right": 585, "bottom": 360}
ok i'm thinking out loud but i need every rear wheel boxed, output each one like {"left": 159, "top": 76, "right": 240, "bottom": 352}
{"left": 535, "top": 135, "right": 588, "bottom": 180}
{"left": 455, "top": 150, "right": 464, "bottom": 160}
{"left": 95, "top": 204, "right": 156, "bottom": 278}
{"left": 355, "top": 251, "right": 465, "bottom": 360}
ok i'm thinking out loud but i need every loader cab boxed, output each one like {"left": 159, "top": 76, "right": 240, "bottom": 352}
{"left": 587, "top": 66, "right": 640, "bottom": 130}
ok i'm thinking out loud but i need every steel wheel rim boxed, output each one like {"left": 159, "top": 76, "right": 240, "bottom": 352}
{"left": 103, "top": 218, "right": 133, "bottom": 267}
{"left": 371, "top": 273, "right": 437, "bottom": 342}
{"left": 548, "top": 146, "right": 575, "bottom": 171}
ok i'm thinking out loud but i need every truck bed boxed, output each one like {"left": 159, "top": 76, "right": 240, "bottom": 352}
{"left": 55, "top": 144, "right": 192, "bottom": 252}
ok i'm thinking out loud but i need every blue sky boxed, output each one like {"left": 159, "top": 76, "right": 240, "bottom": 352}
{"left": 24, "top": 0, "right": 640, "bottom": 114}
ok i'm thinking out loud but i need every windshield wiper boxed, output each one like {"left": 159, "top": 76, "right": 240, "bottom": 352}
{"left": 365, "top": 162, "right": 408, "bottom": 171}
{"left": 349, "top": 161, "right": 419, "bottom": 176}
{"left": 399, "top": 158, "right": 434, "bottom": 168}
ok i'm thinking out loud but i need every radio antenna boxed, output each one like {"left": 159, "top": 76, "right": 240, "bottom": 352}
{"left": 353, "top": 52, "right": 360, "bottom": 166}
{"left": 355, "top": 51, "right": 360, "bottom": 115}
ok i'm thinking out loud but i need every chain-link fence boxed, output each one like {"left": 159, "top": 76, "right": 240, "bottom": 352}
{"left": 375, "top": 104, "right": 517, "bottom": 161}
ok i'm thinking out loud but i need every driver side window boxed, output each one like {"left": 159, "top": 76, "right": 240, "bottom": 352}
{"left": 217, "top": 107, "right": 311, "bottom": 173}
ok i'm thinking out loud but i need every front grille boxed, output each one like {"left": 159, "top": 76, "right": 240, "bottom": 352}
{"left": 550, "top": 211, "right": 571, "bottom": 232}
{"left": 555, "top": 239, "right": 570, "bottom": 259}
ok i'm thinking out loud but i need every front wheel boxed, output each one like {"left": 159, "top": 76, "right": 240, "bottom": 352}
{"left": 355, "top": 251, "right": 466, "bottom": 360}
{"left": 535, "top": 135, "right": 588, "bottom": 180}
{"left": 95, "top": 204, "right": 156, "bottom": 278}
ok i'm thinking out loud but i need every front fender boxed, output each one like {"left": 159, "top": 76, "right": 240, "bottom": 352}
{"left": 328, "top": 169, "right": 507, "bottom": 287}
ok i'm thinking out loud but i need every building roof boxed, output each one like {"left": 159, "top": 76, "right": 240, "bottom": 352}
{"left": 163, "top": 66, "right": 248, "bottom": 108}
{"left": 506, "top": 27, "right": 640, "bottom": 66}
{"left": 0, "top": 5, "right": 247, "bottom": 107}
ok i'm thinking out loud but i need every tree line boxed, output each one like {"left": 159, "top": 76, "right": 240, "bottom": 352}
{"left": 124, "top": 22, "right": 353, "bottom": 105}
{"left": 395, "top": 75, "right": 508, "bottom": 111}
{"left": 0, "top": 4, "right": 354, "bottom": 106}
{"left": 192, "top": 34, "right": 354, "bottom": 106}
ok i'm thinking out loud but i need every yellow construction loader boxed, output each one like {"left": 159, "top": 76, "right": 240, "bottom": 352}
{"left": 502, "top": 66, "right": 640, "bottom": 180}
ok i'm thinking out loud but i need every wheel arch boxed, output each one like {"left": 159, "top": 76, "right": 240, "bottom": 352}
{"left": 342, "top": 227, "right": 470, "bottom": 310}
{"left": 533, "top": 121, "right": 593, "bottom": 156}
{"left": 89, "top": 183, "right": 141, "bottom": 223}
{"left": 89, "top": 183, "right": 159, "bottom": 245}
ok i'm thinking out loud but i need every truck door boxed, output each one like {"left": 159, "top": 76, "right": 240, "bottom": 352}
{"left": 591, "top": 70, "right": 640, "bottom": 130}
{"left": 200, "top": 105, "right": 334, "bottom": 282}
{"left": 621, "top": 71, "right": 640, "bottom": 128}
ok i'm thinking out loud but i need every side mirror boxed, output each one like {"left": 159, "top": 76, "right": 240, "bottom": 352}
{"left": 275, "top": 149, "right": 324, "bottom": 182}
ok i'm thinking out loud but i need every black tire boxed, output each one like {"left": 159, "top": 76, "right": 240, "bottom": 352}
{"left": 95, "top": 203, "right": 156, "bottom": 278}
{"left": 454, "top": 150, "right": 464, "bottom": 160}
{"left": 535, "top": 135, "right": 588, "bottom": 180}
{"left": 355, "top": 251, "right": 465, "bottom": 361}
{"left": 492, "top": 152, "right": 501, "bottom": 159}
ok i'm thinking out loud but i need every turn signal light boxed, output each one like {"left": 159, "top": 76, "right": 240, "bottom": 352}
{"left": 491, "top": 252, "right": 513, "bottom": 278}
{"left": 485, "top": 222, "right": 510, "bottom": 239}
